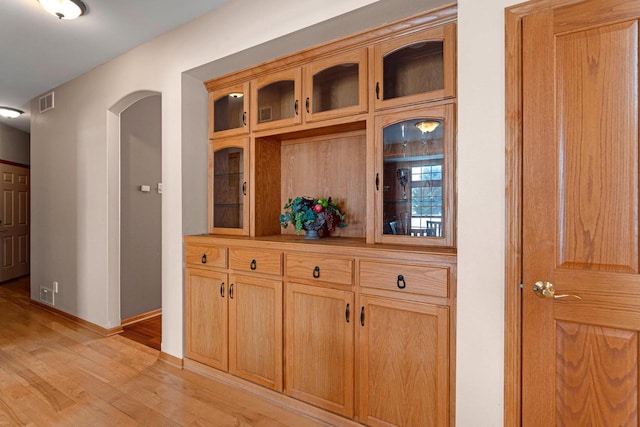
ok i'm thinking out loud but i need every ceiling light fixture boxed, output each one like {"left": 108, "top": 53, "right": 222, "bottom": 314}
{"left": 39, "top": 0, "right": 87, "bottom": 20}
{"left": 0, "top": 107, "right": 24, "bottom": 119}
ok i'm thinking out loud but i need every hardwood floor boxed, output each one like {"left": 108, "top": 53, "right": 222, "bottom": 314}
{"left": 122, "top": 315, "right": 162, "bottom": 351}
{"left": 0, "top": 277, "right": 329, "bottom": 426}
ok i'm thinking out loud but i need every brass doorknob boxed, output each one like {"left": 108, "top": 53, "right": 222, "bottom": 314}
{"left": 533, "top": 281, "right": 581, "bottom": 300}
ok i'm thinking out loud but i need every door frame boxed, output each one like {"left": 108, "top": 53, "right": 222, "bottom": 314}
{"left": 504, "top": 0, "right": 585, "bottom": 425}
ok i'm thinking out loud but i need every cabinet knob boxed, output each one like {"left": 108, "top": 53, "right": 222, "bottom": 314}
{"left": 242, "top": 181, "right": 247, "bottom": 196}
{"left": 375, "top": 173, "right": 379, "bottom": 191}
{"left": 360, "top": 306, "right": 365, "bottom": 326}
{"left": 397, "top": 274, "right": 406, "bottom": 289}
{"left": 294, "top": 99, "right": 299, "bottom": 115}
{"left": 229, "top": 283, "right": 234, "bottom": 299}
{"left": 242, "top": 112, "right": 247, "bottom": 126}
{"left": 345, "top": 303, "right": 350, "bottom": 323}
{"left": 250, "top": 259, "right": 257, "bottom": 270}
{"left": 220, "top": 282, "right": 225, "bottom": 297}
{"left": 305, "top": 97, "right": 310, "bottom": 114}
{"left": 375, "top": 82, "right": 380, "bottom": 100}
{"left": 201, "top": 254, "right": 207, "bottom": 264}
{"left": 313, "top": 266, "right": 320, "bottom": 279}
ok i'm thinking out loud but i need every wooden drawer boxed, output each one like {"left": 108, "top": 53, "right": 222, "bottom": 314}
{"left": 286, "top": 253, "right": 353, "bottom": 286}
{"left": 359, "top": 260, "right": 449, "bottom": 298}
{"left": 185, "top": 244, "right": 227, "bottom": 269}
{"left": 229, "top": 248, "right": 282, "bottom": 276}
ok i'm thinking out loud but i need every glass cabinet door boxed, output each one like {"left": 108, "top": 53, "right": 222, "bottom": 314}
{"left": 375, "top": 104, "right": 454, "bottom": 247}
{"left": 303, "top": 48, "right": 368, "bottom": 122}
{"left": 374, "top": 23, "right": 455, "bottom": 111}
{"left": 209, "top": 138, "right": 249, "bottom": 235}
{"left": 209, "top": 82, "right": 249, "bottom": 138}
{"left": 251, "top": 68, "right": 302, "bottom": 131}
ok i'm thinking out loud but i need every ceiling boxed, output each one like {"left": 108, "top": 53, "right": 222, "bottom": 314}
{"left": 1, "top": 0, "right": 230, "bottom": 133}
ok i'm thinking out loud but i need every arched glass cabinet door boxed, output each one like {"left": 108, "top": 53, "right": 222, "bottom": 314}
{"left": 375, "top": 104, "right": 455, "bottom": 247}
{"left": 303, "top": 49, "right": 368, "bottom": 122}
{"left": 209, "top": 137, "right": 250, "bottom": 235}
{"left": 209, "top": 83, "right": 249, "bottom": 138}
{"left": 251, "top": 68, "right": 302, "bottom": 131}
{"left": 374, "top": 23, "right": 456, "bottom": 111}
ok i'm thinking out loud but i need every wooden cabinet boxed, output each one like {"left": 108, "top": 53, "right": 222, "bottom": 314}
{"left": 303, "top": 49, "right": 368, "bottom": 123}
{"left": 284, "top": 281, "right": 354, "bottom": 417}
{"left": 358, "top": 295, "right": 449, "bottom": 426}
{"left": 251, "top": 68, "right": 302, "bottom": 131}
{"left": 373, "top": 23, "right": 456, "bottom": 111}
{"left": 192, "top": 5, "right": 457, "bottom": 426}
{"left": 375, "top": 103, "right": 455, "bottom": 247}
{"left": 209, "top": 137, "right": 250, "bottom": 235}
{"left": 228, "top": 273, "right": 282, "bottom": 391}
{"left": 209, "top": 83, "right": 249, "bottom": 138}
{"left": 184, "top": 243, "right": 283, "bottom": 391}
{"left": 185, "top": 268, "right": 228, "bottom": 370}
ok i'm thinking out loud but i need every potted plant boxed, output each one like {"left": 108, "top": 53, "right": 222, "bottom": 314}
{"left": 279, "top": 196, "right": 347, "bottom": 239}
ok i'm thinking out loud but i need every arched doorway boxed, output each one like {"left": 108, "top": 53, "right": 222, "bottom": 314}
{"left": 106, "top": 91, "right": 162, "bottom": 340}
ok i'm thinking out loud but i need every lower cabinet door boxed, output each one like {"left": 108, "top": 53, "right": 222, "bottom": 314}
{"left": 284, "top": 282, "right": 354, "bottom": 417}
{"left": 358, "top": 295, "right": 449, "bottom": 427}
{"left": 228, "top": 274, "right": 283, "bottom": 391}
{"left": 185, "top": 268, "right": 228, "bottom": 370}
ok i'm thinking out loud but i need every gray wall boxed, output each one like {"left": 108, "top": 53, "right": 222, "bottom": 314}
{"left": 120, "top": 95, "right": 162, "bottom": 320}
{"left": 0, "top": 123, "right": 29, "bottom": 165}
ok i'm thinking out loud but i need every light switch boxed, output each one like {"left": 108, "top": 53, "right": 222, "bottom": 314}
{"left": 140, "top": 185, "right": 151, "bottom": 192}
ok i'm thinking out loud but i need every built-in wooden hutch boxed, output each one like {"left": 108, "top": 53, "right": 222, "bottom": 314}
{"left": 184, "top": 4, "right": 457, "bottom": 426}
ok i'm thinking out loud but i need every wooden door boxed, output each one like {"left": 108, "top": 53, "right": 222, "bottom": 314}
{"left": 284, "top": 282, "right": 354, "bottom": 417}
{"left": 358, "top": 295, "right": 449, "bottom": 427}
{"left": 184, "top": 268, "right": 228, "bottom": 370}
{"left": 522, "top": 1, "right": 640, "bottom": 425}
{"left": 0, "top": 163, "right": 29, "bottom": 282}
{"left": 251, "top": 68, "right": 302, "bottom": 131}
{"left": 228, "top": 274, "right": 282, "bottom": 391}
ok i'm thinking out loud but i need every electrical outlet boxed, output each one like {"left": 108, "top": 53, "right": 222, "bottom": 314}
{"left": 40, "top": 287, "right": 54, "bottom": 305}
{"left": 53, "top": 281, "right": 59, "bottom": 293}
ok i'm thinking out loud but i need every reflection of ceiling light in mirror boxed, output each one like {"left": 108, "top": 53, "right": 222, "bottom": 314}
{"left": 415, "top": 120, "right": 440, "bottom": 133}
{"left": 229, "top": 93, "right": 244, "bottom": 98}
{"left": 0, "top": 107, "right": 24, "bottom": 119}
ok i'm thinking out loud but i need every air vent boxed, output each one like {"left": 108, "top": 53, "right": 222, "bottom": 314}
{"left": 39, "top": 286, "right": 54, "bottom": 305}
{"left": 39, "top": 92, "right": 55, "bottom": 113}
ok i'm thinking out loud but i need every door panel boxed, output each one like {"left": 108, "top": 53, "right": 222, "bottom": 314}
{"left": 522, "top": 2, "right": 640, "bottom": 425}
{"left": 0, "top": 164, "right": 29, "bottom": 282}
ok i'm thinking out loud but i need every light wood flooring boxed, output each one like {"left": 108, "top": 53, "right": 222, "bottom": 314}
{"left": 122, "top": 315, "right": 162, "bottom": 351}
{"left": 0, "top": 276, "right": 328, "bottom": 426}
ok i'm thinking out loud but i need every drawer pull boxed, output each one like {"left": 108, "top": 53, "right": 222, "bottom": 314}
{"left": 201, "top": 254, "right": 207, "bottom": 264}
{"left": 313, "top": 266, "right": 320, "bottom": 279}
{"left": 220, "top": 282, "right": 225, "bottom": 298}
{"left": 229, "top": 283, "right": 234, "bottom": 299}
{"left": 305, "top": 97, "right": 310, "bottom": 114}
{"left": 360, "top": 306, "right": 365, "bottom": 326}
{"left": 375, "top": 82, "right": 380, "bottom": 99}
{"left": 250, "top": 259, "right": 257, "bottom": 270}
{"left": 397, "top": 274, "right": 406, "bottom": 289}
{"left": 345, "top": 303, "right": 350, "bottom": 323}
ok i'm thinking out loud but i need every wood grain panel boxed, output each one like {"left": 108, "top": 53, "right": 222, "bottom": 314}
{"left": 556, "top": 21, "right": 639, "bottom": 273}
{"left": 252, "top": 136, "right": 281, "bottom": 237}
{"left": 229, "top": 274, "right": 282, "bottom": 391}
{"left": 358, "top": 296, "right": 449, "bottom": 426}
{"left": 286, "top": 253, "right": 353, "bottom": 286}
{"left": 280, "top": 131, "right": 366, "bottom": 238}
{"left": 284, "top": 282, "right": 354, "bottom": 417}
{"left": 185, "top": 244, "right": 227, "bottom": 269}
{"left": 556, "top": 321, "right": 638, "bottom": 426}
{"left": 229, "top": 248, "right": 282, "bottom": 276}
{"left": 359, "top": 260, "right": 449, "bottom": 298}
{"left": 184, "top": 269, "right": 228, "bottom": 370}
